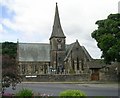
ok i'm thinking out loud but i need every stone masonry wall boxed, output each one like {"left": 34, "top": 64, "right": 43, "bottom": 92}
{"left": 100, "top": 72, "right": 119, "bottom": 82}
{"left": 21, "top": 74, "right": 90, "bottom": 82}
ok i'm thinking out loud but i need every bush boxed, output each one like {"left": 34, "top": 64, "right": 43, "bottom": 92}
{"left": 2, "top": 93, "right": 13, "bottom": 98}
{"left": 15, "top": 88, "right": 33, "bottom": 97}
{"left": 59, "top": 89, "right": 86, "bottom": 98}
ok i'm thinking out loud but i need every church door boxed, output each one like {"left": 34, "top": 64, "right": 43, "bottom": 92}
{"left": 91, "top": 69, "right": 99, "bottom": 81}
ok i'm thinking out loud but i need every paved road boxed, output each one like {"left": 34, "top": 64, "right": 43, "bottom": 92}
{"left": 4, "top": 83, "right": 119, "bottom": 96}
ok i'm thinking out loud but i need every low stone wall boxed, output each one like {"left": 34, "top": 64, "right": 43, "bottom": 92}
{"left": 21, "top": 73, "right": 119, "bottom": 82}
{"left": 100, "top": 73, "right": 119, "bottom": 82}
{"left": 21, "top": 74, "right": 90, "bottom": 82}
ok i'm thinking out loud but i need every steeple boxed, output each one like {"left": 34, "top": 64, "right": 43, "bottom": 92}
{"left": 50, "top": 3, "right": 66, "bottom": 39}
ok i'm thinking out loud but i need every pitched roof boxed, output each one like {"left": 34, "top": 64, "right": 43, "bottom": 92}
{"left": 81, "top": 46, "right": 92, "bottom": 61}
{"left": 18, "top": 42, "right": 92, "bottom": 62}
{"left": 50, "top": 3, "right": 66, "bottom": 39}
{"left": 64, "top": 41, "right": 92, "bottom": 61}
{"left": 88, "top": 59, "right": 106, "bottom": 68}
{"left": 18, "top": 43, "right": 50, "bottom": 62}
{"left": 64, "top": 43, "right": 75, "bottom": 61}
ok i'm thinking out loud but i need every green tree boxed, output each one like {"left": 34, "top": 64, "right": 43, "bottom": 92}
{"left": 2, "top": 42, "right": 17, "bottom": 58}
{"left": 91, "top": 13, "right": 120, "bottom": 64}
{"left": 2, "top": 42, "right": 22, "bottom": 93}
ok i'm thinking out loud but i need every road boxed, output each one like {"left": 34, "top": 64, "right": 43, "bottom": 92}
{"left": 4, "top": 83, "right": 119, "bottom": 96}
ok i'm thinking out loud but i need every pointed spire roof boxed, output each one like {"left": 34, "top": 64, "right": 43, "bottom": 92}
{"left": 50, "top": 3, "right": 66, "bottom": 39}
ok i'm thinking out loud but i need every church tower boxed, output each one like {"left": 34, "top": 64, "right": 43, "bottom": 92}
{"left": 50, "top": 3, "right": 66, "bottom": 73}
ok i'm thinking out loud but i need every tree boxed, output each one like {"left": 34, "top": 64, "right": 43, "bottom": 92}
{"left": 91, "top": 13, "right": 120, "bottom": 64}
{"left": 2, "top": 42, "right": 22, "bottom": 93}
{"left": 2, "top": 42, "right": 17, "bottom": 59}
{"left": 2, "top": 55, "right": 18, "bottom": 77}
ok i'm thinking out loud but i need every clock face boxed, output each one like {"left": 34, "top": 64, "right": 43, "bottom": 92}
{"left": 57, "top": 38, "right": 62, "bottom": 43}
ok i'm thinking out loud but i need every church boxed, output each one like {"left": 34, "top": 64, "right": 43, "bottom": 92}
{"left": 17, "top": 3, "right": 103, "bottom": 80}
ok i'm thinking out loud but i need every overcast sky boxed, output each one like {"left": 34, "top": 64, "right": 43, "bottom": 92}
{"left": 0, "top": 0, "right": 119, "bottom": 59}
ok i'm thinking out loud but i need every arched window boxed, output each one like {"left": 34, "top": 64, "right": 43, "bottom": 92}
{"left": 72, "top": 60, "right": 74, "bottom": 70}
{"left": 81, "top": 60, "right": 84, "bottom": 70}
{"left": 77, "top": 57, "right": 79, "bottom": 70}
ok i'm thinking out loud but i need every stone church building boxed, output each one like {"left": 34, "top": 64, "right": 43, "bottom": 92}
{"left": 17, "top": 3, "right": 117, "bottom": 81}
{"left": 17, "top": 3, "right": 92, "bottom": 75}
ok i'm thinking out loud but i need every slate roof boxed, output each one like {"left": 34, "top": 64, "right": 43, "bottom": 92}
{"left": 64, "top": 43, "right": 75, "bottom": 61}
{"left": 88, "top": 59, "right": 106, "bottom": 68}
{"left": 64, "top": 41, "right": 92, "bottom": 61}
{"left": 50, "top": 3, "right": 66, "bottom": 39}
{"left": 81, "top": 46, "right": 92, "bottom": 61}
{"left": 18, "top": 42, "right": 92, "bottom": 62}
{"left": 18, "top": 43, "right": 50, "bottom": 62}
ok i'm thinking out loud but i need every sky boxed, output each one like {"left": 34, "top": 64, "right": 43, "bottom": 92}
{"left": 0, "top": 0, "right": 119, "bottom": 59}
{"left": 118, "top": 1, "right": 120, "bottom": 13}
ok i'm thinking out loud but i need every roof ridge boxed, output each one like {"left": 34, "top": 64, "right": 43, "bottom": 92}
{"left": 19, "top": 43, "right": 50, "bottom": 45}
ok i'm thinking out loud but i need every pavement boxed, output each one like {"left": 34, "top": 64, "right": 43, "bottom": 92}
{"left": 22, "top": 81, "right": 119, "bottom": 84}
{"left": 77, "top": 84, "right": 119, "bottom": 88}
{"left": 21, "top": 81, "right": 119, "bottom": 89}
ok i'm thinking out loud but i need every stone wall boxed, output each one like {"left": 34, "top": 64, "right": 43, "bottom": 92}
{"left": 100, "top": 72, "right": 119, "bottom": 82}
{"left": 21, "top": 74, "right": 90, "bottom": 82}
{"left": 21, "top": 72, "right": 119, "bottom": 82}
{"left": 99, "top": 62, "right": 119, "bottom": 82}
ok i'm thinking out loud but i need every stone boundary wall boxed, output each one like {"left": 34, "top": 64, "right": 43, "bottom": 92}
{"left": 21, "top": 74, "right": 90, "bottom": 82}
{"left": 100, "top": 73, "right": 119, "bottom": 82}
{"left": 21, "top": 73, "right": 119, "bottom": 82}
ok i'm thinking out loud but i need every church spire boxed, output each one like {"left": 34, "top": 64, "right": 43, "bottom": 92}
{"left": 50, "top": 3, "right": 66, "bottom": 39}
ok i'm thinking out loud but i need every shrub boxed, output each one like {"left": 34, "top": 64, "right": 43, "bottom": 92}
{"left": 2, "top": 93, "right": 13, "bottom": 98}
{"left": 15, "top": 88, "right": 33, "bottom": 97}
{"left": 59, "top": 89, "right": 86, "bottom": 98}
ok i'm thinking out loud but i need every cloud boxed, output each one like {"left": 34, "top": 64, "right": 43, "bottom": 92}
{"left": 119, "top": 1, "right": 120, "bottom": 13}
{"left": 1, "top": 0, "right": 119, "bottom": 58}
